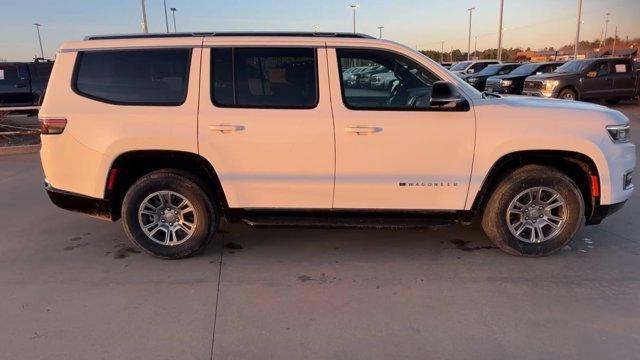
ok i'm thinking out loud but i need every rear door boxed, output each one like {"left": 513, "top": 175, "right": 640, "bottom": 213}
{"left": 198, "top": 42, "right": 335, "bottom": 209}
{"left": 581, "top": 60, "right": 613, "bottom": 99}
{"left": 0, "top": 64, "right": 32, "bottom": 106}
{"left": 609, "top": 59, "right": 636, "bottom": 98}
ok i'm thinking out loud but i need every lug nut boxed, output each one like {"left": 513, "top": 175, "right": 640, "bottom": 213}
{"left": 525, "top": 217, "right": 529, "bottom": 220}
{"left": 539, "top": 214, "right": 543, "bottom": 218}
{"left": 174, "top": 210, "right": 178, "bottom": 214}
{"left": 161, "top": 219, "right": 166, "bottom": 222}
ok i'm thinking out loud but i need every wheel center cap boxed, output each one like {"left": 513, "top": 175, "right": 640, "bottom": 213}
{"left": 163, "top": 212, "right": 177, "bottom": 223}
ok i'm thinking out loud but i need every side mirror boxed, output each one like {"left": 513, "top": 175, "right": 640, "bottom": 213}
{"left": 467, "top": 69, "right": 475, "bottom": 74}
{"left": 535, "top": 72, "right": 543, "bottom": 75}
{"left": 430, "top": 81, "right": 470, "bottom": 111}
{"left": 586, "top": 71, "right": 598, "bottom": 78}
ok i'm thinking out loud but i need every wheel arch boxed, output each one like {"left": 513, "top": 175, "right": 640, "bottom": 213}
{"left": 471, "top": 150, "right": 600, "bottom": 223}
{"left": 105, "top": 150, "right": 228, "bottom": 221}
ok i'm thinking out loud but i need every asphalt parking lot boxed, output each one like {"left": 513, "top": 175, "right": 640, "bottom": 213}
{"left": 1, "top": 101, "right": 639, "bottom": 360}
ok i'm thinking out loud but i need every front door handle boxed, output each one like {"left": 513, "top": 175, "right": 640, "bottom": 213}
{"left": 208, "top": 124, "right": 245, "bottom": 133}
{"left": 14, "top": 84, "right": 27, "bottom": 88}
{"left": 345, "top": 126, "right": 383, "bottom": 135}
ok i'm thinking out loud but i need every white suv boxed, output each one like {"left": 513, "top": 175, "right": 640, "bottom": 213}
{"left": 39, "top": 32, "right": 635, "bottom": 258}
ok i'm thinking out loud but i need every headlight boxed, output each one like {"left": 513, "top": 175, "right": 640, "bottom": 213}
{"left": 543, "top": 80, "right": 560, "bottom": 91}
{"left": 467, "top": 77, "right": 477, "bottom": 83}
{"left": 606, "top": 124, "right": 630, "bottom": 143}
{"left": 500, "top": 79, "right": 512, "bottom": 87}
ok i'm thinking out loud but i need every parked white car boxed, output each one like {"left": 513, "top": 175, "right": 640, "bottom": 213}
{"left": 40, "top": 32, "right": 635, "bottom": 259}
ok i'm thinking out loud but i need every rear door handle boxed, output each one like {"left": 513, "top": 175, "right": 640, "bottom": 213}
{"left": 208, "top": 124, "right": 245, "bottom": 133}
{"left": 14, "top": 84, "right": 27, "bottom": 88}
{"left": 345, "top": 126, "right": 383, "bottom": 135}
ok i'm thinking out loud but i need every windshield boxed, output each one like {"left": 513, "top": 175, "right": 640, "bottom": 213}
{"left": 509, "top": 63, "right": 539, "bottom": 76}
{"left": 450, "top": 62, "right": 471, "bottom": 71}
{"left": 477, "top": 64, "right": 504, "bottom": 76}
{"left": 555, "top": 60, "right": 590, "bottom": 73}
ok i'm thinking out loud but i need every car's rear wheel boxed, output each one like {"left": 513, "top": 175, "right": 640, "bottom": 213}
{"left": 558, "top": 88, "right": 578, "bottom": 101}
{"left": 481, "top": 165, "right": 584, "bottom": 257}
{"left": 121, "top": 170, "right": 218, "bottom": 259}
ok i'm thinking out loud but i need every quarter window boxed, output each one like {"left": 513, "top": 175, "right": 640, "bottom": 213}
{"left": 337, "top": 48, "right": 441, "bottom": 110}
{"left": 211, "top": 47, "right": 318, "bottom": 108}
{"left": 74, "top": 49, "right": 191, "bottom": 105}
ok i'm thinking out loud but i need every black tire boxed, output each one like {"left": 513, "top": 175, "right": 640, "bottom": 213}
{"left": 121, "top": 170, "right": 218, "bottom": 259}
{"left": 481, "top": 165, "right": 584, "bottom": 257}
{"left": 605, "top": 98, "right": 621, "bottom": 105}
{"left": 558, "top": 88, "right": 578, "bottom": 101}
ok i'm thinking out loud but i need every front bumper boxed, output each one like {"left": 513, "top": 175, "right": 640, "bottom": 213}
{"left": 522, "top": 90, "right": 557, "bottom": 98}
{"left": 586, "top": 201, "right": 627, "bottom": 225}
{"left": 45, "top": 182, "right": 114, "bottom": 221}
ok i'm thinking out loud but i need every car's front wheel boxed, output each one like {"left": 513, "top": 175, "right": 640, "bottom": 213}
{"left": 481, "top": 165, "right": 584, "bottom": 257}
{"left": 558, "top": 88, "right": 578, "bottom": 101}
{"left": 121, "top": 170, "right": 218, "bottom": 259}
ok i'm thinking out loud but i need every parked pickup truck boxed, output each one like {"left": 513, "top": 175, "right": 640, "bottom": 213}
{"left": 0, "top": 61, "right": 53, "bottom": 108}
{"left": 523, "top": 57, "right": 640, "bottom": 103}
{"left": 485, "top": 62, "right": 563, "bottom": 95}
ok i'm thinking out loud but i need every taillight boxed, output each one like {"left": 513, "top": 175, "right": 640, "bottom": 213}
{"left": 39, "top": 117, "right": 67, "bottom": 135}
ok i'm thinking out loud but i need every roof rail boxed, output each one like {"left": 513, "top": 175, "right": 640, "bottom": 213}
{"left": 84, "top": 32, "right": 376, "bottom": 41}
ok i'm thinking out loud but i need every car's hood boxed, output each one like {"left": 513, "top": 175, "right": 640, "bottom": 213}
{"left": 487, "top": 74, "right": 528, "bottom": 81}
{"left": 525, "top": 72, "right": 576, "bottom": 81}
{"left": 474, "top": 95, "right": 630, "bottom": 131}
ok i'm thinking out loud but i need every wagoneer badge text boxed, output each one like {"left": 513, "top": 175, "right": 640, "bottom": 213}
{"left": 399, "top": 182, "right": 459, "bottom": 187}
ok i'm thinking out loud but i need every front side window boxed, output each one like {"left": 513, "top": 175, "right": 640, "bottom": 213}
{"left": 591, "top": 61, "right": 610, "bottom": 76}
{"left": 337, "top": 49, "right": 441, "bottom": 110}
{"left": 211, "top": 47, "right": 318, "bottom": 108}
{"left": 74, "top": 49, "right": 191, "bottom": 105}
{"left": 0, "top": 65, "right": 19, "bottom": 83}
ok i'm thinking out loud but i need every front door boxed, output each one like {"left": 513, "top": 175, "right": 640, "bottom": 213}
{"left": 328, "top": 47, "right": 476, "bottom": 210}
{"left": 581, "top": 60, "right": 613, "bottom": 99}
{"left": 198, "top": 45, "right": 335, "bottom": 209}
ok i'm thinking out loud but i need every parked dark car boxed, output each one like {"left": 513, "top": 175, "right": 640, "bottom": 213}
{"left": 460, "top": 63, "right": 521, "bottom": 90}
{"left": 485, "top": 62, "right": 563, "bottom": 94}
{"left": 523, "top": 57, "right": 640, "bottom": 103}
{"left": 0, "top": 60, "right": 53, "bottom": 108}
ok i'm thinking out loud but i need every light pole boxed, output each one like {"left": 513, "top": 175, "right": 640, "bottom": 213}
{"left": 441, "top": 41, "right": 445, "bottom": 63}
{"left": 140, "top": 0, "right": 149, "bottom": 33}
{"left": 574, "top": 0, "right": 583, "bottom": 60}
{"left": 170, "top": 8, "right": 177, "bottom": 32}
{"left": 497, "top": 0, "right": 504, "bottom": 61}
{"left": 163, "top": 0, "right": 170, "bottom": 33}
{"left": 33, "top": 23, "right": 44, "bottom": 59}
{"left": 467, "top": 7, "right": 475, "bottom": 61}
{"left": 377, "top": 26, "right": 384, "bottom": 39}
{"left": 474, "top": 36, "right": 478, "bottom": 59}
{"left": 348, "top": 4, "right": 360, "bottom": 33}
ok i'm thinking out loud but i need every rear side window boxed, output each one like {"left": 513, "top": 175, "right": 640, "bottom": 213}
{"left": 0, "top": 65, "right": 19, "bottom": 83}
{"left": 74, "top": 49, "right": 191, "bottom": 105}
{"left": 211, "top": 47, "right": 318, "bottom": 108}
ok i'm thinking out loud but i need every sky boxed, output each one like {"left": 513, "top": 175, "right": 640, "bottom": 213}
{"left": 1, "top": 0, "right": 639, "bottom": 61}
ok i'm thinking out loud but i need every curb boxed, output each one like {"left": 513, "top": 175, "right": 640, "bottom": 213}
{"left": 0, "top": 144, "right": 41, "bottom": 156}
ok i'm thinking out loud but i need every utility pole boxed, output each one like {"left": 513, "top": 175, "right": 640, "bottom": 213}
{"left": 348, "top": 4, "right": 360, "bottom": 33}
{"left": 450, "top": 46, "right": 453, "bottom": 62}
{"left": 33, "top": 23, "right": 44, "bottom": 59}
{"left": 163, "top": 0, "right": 169, "bottom": 33}
{"left": 497, "top": 0, "right": 504, "bottom": 61}
{"left": 170, "top": 8, "right": 177, "bottom": 32}
{"left": 377, "top": 26, "right": 384, "bottom": 39}
{"left": 467, "top": 7, "right": 475, "bottom": 61}
{"left": 441, "top": 41, "right": 445, "bottom": 63}
{"left": 603, "top": 12, "right": 611, "bottom": 46}
{"left": 574, "top": 0, "right": 583, "bottom": 60}
{"left": 140, "top": 0, "right": 149, "bottom": 33}
{"left": 612, "top": 26, "right": 618, "bottom": 55}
